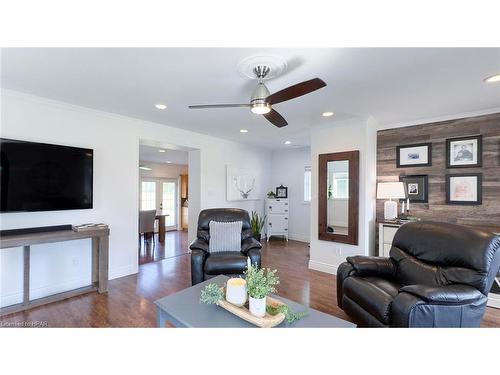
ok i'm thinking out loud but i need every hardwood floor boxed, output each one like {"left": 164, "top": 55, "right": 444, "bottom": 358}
{"left": 1, "top": 237, "right": 499, "bottom": 327}
{"left": 139, "top": 230, "right": 188, "bottom": 265}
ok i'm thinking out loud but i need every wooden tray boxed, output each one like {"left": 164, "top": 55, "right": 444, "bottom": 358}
{"left": 217, "top": 294, "right": 286, "bottom": 328}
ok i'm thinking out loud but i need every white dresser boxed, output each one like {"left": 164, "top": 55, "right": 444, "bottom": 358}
{"left": 266, "top": 198, "right": 289, "bottom": 241}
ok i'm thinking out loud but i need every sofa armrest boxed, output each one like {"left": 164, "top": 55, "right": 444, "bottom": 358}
{"left": 240, "top": 237, "right": 262, "bottom": 255}
{"left": 346, "top": 256, "right": 396, "bottom": 277}
{"left": 189, "top": 238, "right": 209, "bottom": 253}
{"left": 190, "top": 249, "right": 208, "bottom": 285}
{"left": 399, "top": 284, "right": 483, "bottom": 304}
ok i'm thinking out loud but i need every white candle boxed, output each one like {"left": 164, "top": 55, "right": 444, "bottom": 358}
{"left": 226, "top": 278, "right": 247, "bottom": 307}
{"left": 407, "top": 198, "right": 410, "bottom": 212}
{"left": 247, "top": 256, "right": 252, "bottom": 270}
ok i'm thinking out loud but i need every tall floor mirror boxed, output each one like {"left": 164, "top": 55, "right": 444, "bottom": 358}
{"left": 318, "top": 150, "right": 359, "bottom": 245}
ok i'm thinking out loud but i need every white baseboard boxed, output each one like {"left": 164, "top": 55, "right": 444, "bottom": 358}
{"left": 109, "top": 264, "right": 137, "bottom": 280}
{"left": 308, "top": 259, "right": 342, "bottom": 275}
{"left": 288, "top": 233, "right": 309, "bottom": 242}
{"left": 487, "top": 293, "right": 500, "bottom": 309}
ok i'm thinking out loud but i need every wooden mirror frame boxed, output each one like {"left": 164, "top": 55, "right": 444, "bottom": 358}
{"left": 318, "top": 150, "right": 359, "bottom": 245}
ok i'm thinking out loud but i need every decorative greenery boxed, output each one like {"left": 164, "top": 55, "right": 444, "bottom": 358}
{"left": 200, "top": 283, "right": 224, "bottom": 304}
{"left": 328, "top": 184, "right": 333, "bottom": 199}
{"left": 267, "top": 191, "right": 276, "bottom": 198}
{"left": 267, "top": 304, "right": 308, "bottom": 324}
{"left": 250, "top": 210, "right": 266, "bottom": 237}
{"left": 245, "top": 264, "right": 279, "bottom": 299}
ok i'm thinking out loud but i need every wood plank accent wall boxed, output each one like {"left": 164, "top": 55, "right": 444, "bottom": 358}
{"left": 377, "top": 112, "right": 500, "bottom": 232}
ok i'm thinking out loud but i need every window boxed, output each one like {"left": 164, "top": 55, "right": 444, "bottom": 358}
{"left": 304, "top": 166, "right": 311, "bottom": 202}
{"left": 332, "top": 172, "right": 349, "bottom": 199}
{"left": 140, "top": 181, "right": 156, "bottom": 210}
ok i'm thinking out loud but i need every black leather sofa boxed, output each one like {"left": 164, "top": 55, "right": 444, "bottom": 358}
{"left": 337, "top": 221, "right": 500, "bottom": 327}
{"left": 190, "top": 208, "right": 262, "bottom": 285}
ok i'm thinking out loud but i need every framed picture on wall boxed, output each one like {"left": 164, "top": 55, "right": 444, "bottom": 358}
{"left": 275, "top": 185, "right": 288, "bottom": 198}
{"left": 446, "top": 173, "right": 482, "bottom": 205}
{"left": 399, "top": 174, "right": 428, "bottom": 203}
{"left": 396, "top": 143, "right": 432, "bottom": 168}
{"left": 446, "top": 135, "right": 482, "bottom": 168}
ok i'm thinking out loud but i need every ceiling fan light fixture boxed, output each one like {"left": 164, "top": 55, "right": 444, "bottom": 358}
{"left": 484, "top": 73, "right": 500, "bottom": 83}
{"left": 322, "top": 111, "right": 334, "bottom": 117}
{"left": 251, "top": 103, "right": 271, "bottom": 115}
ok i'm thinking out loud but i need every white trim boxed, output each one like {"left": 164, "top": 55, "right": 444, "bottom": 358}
{"left": 288, "top": 233, "right": 309, "bottom": 242}
{"left": 487, "top": 293, "right": 500, "bottom": 309}
{"left": 308, "top": 259, "right": 341, "bottom": 275}
{"left": 377, "top": 107, "right": 500, "bottom": 131}
{"left": 109, "top": 264, "right": 137, "bottom": 280}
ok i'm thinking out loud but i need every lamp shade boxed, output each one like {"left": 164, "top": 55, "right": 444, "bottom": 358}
{"left": 376, "top": 182, "right": 406, "bottom": 199}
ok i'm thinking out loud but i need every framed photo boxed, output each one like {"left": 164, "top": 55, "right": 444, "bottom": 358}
{"left": 399, "top": 174, "right": 428, "bottom": 203}
{"left": 396, "top": 143, "right": 432, "bottom": 168}
{"left": 446, "top": 135, "right": 482, "bottom": 168}
{"left": 275, "top": 185, "right": 288, "bottom": 198}
{"left": 446, "top": 173, "right": 482, "bottom": 205}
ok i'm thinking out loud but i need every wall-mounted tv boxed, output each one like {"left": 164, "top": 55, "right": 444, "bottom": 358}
{"left": 0, "top": 138, "right": 93, "bottom": 212}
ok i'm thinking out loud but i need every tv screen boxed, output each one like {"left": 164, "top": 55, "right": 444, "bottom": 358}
{"left": 0, "top": 138, "right": 93, "bottom": 212}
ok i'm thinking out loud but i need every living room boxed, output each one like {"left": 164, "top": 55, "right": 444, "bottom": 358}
{"left": 1, "top": 2, "right": 499, "bottom": 373}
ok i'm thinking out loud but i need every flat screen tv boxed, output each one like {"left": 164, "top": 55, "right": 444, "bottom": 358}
{"left": 0, "top": 138, "right": 93, "bottom": 212}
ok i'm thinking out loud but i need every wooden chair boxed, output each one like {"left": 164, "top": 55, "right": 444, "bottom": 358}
{"left": 139, "top": 210, "right": 156, "bottom": 249}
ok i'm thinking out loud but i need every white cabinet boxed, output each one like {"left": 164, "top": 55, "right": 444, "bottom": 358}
{"left": 266, "top": 199, "right": 289, "bottom": 241}
{"left": 378, "top": 222, "right": 402, "bottom": 257}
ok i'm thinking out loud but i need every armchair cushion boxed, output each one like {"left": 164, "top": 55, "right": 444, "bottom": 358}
{"left": 208, "top": 221, "right": 242, "bottom": 252}
{"left": 346, "top": 256, "right": 396, "bottom": 278}
{"left": 399, "top": 284, "right": 483, "bottom": 304}
{"left": 204, "top": 251, "right": 248, "bottom": 275}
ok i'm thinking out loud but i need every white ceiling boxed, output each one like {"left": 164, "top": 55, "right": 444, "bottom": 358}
{"left": 1, "top": 48, "right": 499, "bottom": 149}
{"left": 139, "top": 145, "right": 188, "bottom": 165}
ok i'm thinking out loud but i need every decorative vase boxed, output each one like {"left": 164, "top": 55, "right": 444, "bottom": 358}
{"left": 225, "top": 278, "right": 247, "bottom": 307}
{"left": 249, "top": 295, "right": 267, "bottom": 317}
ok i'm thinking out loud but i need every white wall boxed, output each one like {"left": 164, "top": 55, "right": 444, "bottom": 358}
{"left": 309, "top": 117, "right": 377, "bottom": 274}
{"left": 0, "top": 90, "right": 271, "bottom": 307}
{"left": 269, "top": 147, "right": 311, "bottom": 242}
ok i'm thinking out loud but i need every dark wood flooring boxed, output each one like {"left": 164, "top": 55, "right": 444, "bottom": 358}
{"left": 139, "top": 230, "right": 188, "bottom": 265}
{"left": 1, "top": 238, "right": 499, "bottom": 327}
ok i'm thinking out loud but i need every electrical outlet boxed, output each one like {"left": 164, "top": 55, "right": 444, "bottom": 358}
{"left": 336, "top": 246, "right": 342, "bottom": 256}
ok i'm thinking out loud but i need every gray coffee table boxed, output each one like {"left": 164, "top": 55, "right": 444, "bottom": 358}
{"left": 154, "top": 275, "right": 355, "bottom": 328}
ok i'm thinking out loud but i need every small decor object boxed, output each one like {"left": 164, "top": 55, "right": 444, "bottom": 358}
{"left": 446, "top": 135, "right": 482, "bottom": 168}
{"left": 275, "top": 185, "right": 288, "bottom": 198}
{"left": 250, "top": 210, "right": 266, "bottom": 242}
{"left": 245, "top": 261, "right": 279, "bottom": 318}
{"left": 396, "top": 143, "right": 432, "bottom": 168}
{"left": 376, "top": 182, "right": 407, "bottom": 220}
{"left": 446, "top": 173, "right": 482, "bottom": 205}
{"left": 266, "top": 191, "right": 276, "bottom": 199}
{"left": 72, "top": 223, "right": 109, "bottom": 232}
{"left": 199, "top": 283, "right": 224, "bottom": 305}
{"left": 225, "top": 278, "right": 247, "bottom": 307}
{"left": 399, "top": 175, "right": 428, "bottom": 203}
{"left": 226, "top": 165, "right": 260, "bottom": 201}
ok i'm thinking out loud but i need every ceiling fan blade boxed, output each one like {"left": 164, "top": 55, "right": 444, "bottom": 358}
{"left": 188, "top": 104, "right": 251, "bottom": 109}
{"left": 267, "top": 78, "right": 327, "bottom": 105}
{"left": 263, "top": 109, "right": 288, "bottom": 128}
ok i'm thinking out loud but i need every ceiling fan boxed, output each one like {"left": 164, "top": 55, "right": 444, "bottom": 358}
{"left": 188, "top": 66, "right": 326, "bottom": 128}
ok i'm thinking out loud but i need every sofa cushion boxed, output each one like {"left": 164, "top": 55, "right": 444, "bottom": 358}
{"left": 208, "top": 221, "right": 242, "bottom": 252}
{"left": 343, "top": 276, "right": 401, "bottom": 325}
{"left": 204, "top": 251, "right": 247, "bottom": 275}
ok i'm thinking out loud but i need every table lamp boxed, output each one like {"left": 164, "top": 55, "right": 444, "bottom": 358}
{"left": 377, "top": 182, "right": 406, "bottom": 220}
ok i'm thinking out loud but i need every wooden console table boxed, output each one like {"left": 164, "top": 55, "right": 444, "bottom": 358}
{"left": 0, "top": 227, "right": 109, "bottom": 317}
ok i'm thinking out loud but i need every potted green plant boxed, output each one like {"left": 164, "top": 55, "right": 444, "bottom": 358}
{"left": 245, "top": 263, "right": 279, "bottom": 317}
{"left": 250, "top": 210, "right": 266, "bottom": 242}
{"left": 267, "top": 191, "right": 276, "bottom": 199}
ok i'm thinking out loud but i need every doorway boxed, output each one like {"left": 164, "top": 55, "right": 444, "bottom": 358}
{"left": 140, "top": 178, "right": 178, "bottom": 231}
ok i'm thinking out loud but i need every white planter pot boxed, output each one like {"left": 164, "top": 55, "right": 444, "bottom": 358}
{"left": 249, "top": 296, "right": 267, "bottom": 317}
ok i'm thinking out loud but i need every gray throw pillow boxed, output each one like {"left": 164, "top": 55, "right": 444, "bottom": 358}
{"left": 208, "top": 221, "right": 242, "bottom": 252}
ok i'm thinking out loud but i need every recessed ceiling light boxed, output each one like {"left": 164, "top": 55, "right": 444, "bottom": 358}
{"left": 158, "top": 149, "right": 166, "bottom": 153}
{"left": 166, "top": 160, "right": 172, "bottom": 164}
{"left": 139, "top": 165, "right": 152, "bottom": 171}
{"left": 322, "top": 111, "right": 334, "bottom": 117}
{"left": 155, "top": 104, "right": 167, "bottom": 110}
{"left": 284, "top": 141, "right": 291, "bottom": 145}
{"left": 240, "top": 129, "right": 248, "bottom": 133}
{"left": 484, "top": 73, "right": 500, "bottom": 83}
